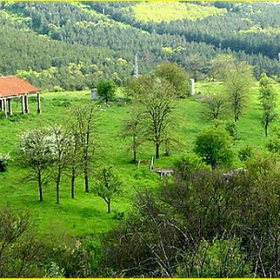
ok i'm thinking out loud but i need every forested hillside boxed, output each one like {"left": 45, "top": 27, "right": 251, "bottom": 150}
{"left": 0, "top": 2, "right": 280, "bottom": 90}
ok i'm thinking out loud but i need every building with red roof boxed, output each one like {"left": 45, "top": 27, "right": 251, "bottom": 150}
{"left": 0, "top": 76, "right": 41, "bottom": 117}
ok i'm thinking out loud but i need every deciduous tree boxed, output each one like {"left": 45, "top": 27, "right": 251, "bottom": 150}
{"left": 20, "top": 128, "right": 54, "bottom": 202}
{"left": 223, "top": 61, "right": 254, "bottom": 122}
{"left": 70, "top": 106, "right": 98, "bottom": 193}
{"left": 127, "top": 76, "right": 175, "bottom": 159}
{"left": 203, "top": 94, "right": 227, "bottom": 121}
{"left": 259, "top": 73, "right": 277, "bottom": 137}
{"left": 122, "top": 108, "right": 148, "bottom": 163}
{"left": 49, "top": 125, "right": 73, "bottom": 204}
{"left": 194, "top": 127, "right": 233, "bottom": 169}
{"left": 97, "top": 79, "right": 116, "bottom": 105}
{"left": 94, "top": 166, "right": 122, "bottom": 213}
{"left": 154, "top": 61, "right": 190, "bottom": 98}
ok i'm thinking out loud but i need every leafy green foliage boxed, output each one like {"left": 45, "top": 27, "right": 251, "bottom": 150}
{"left": 94, "top": 166, "right": 122, "bottom": 213}
{"left": 125, "top": 2, "right": 226, "bottom": 23}
{"left": 102, "top": 155, "right": 280, "bottom": 277}
{"left": 97, "top": 80, "right": 116, "bottom": 104}
{"left": 194, "top": 127, "right": 234, "bottom": 169}
{"left": 122, "top": 108, "right": 148, "bottom": 163}
{"left": 0, "top": 207, "right": 48, "bottom": 277}
{"left": 20, "top": 127, "right": 55, "bottom": 202}
{"left": 154, "top": 61, "right": 190, "bottom": 98}
{"left": 238, "top": 145, "right": 254, "bottom": 162}
{"left": 259, "top": 73, "right": 277, "bottom": 137}
{"left": 223, "top": 61, "right": 254, "bottom": 122}
{"left": 127, "top": 75, "right": 176, "bottom": 158}
{"left": 266, "top": 127, "right": 280, "bottom": 154}
{"left": 203, "top": 94, "right": 227, "bottom": 120}
{"left": 176, "top": 238, "right": 252, "bottom": 277}
{"left": 0, "top": 2, "right": 280, "bottom": 91}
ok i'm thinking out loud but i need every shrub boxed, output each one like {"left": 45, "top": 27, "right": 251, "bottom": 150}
{"left": 0, "top": 153, "right": 11, "bottom": 172}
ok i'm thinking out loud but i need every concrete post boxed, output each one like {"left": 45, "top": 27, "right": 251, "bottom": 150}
{"left": 3, "top": 98, "right": 7, "bottom": 118}
{"left": 189, "top": 78, "right": 195, "bottom": 95}
{"left": 21, "top": 95, "right": 25, "bottom": 114}
{"left": 37, "top": 92, "right": 41, "bottom": 113}
{"left": 91, "top": 88, "right": 98, "bottom": 100}
{"left": 7, "top": 98, "right": 12, "bottom": 116}
{"left": 24, "top": 95, "right": 29, "bottom": 113}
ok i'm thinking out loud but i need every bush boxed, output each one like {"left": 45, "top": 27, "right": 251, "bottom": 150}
{"left": 112, "top": 210, "right": 125, "bottom": 220}
{"left": 0, "top": 153, "right": 11, "bottom": 172}
{"left": 238, "top": 145, "right": 253, "bottom": 161}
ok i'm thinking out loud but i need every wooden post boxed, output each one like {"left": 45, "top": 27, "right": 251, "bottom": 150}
{"left": 21, "top": 95, "right": 25, "bottom": 114}
{"left": 24, "top": 95, "right": 29, "bottom": 113}
{"left": 150, "top": 156, "right": 154, "bottom": 170}
{"left": 7, "top": 98, "right": 12, "bottom": 116}
{"left": 36, "top": 92, "right": 41, "bottom": 114}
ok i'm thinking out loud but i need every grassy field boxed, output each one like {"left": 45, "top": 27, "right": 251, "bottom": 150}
{"left": 124, "top": 2, "right": 226, "bottom": 23}
{"left": 1, "top": 80, "right": 280, "bottom": 240}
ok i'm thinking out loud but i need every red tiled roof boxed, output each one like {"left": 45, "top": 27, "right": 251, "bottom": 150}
{"left": 0, "top": 76, "right": 39, "bottom": 98}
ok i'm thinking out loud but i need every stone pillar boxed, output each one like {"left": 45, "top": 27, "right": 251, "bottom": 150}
{"left": 24, "top": 95, "right": 29, "bottom": 113}
{"left": 2, "top": 98, "right": 7, "bottom": 118}
{"left": 37, "top": 92, "right": 41, "bottom": 114}
{"left": 90, "top": 88, "right": 98, "bottom": 100}
{"left": 7, "top": 98, "right": 12, "bottom": 116}
{"left": 21, "top": 95, "right": 25, "bottom": 114}
{"left": 189, "top": 78, "right": 195, "bottom": 95}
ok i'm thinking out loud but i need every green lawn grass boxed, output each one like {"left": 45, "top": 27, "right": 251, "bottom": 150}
{"left": 1, "top": 80, "right": 280, "bottom": 239}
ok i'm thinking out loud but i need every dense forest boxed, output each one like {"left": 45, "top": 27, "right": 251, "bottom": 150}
{"left": 0, "top": 2, "right": 280, "bottom": 91}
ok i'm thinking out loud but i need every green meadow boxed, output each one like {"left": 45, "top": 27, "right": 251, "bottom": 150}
{"left": 1, "top": 80, "right": 280, "bottom": 240}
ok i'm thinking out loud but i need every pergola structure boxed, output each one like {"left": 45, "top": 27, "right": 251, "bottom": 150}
{"left": 0, "top": 76, "right": 41, "bottom": 117}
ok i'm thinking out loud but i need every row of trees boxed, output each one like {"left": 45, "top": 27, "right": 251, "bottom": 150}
{"left": 203, "top": 58, "right": 278, "bottom": 137}
{"left": 20, "top": 106, "right": 96, "bottom": 203}
{"left": 19, "top": 105, "right": 122, "bottom": 213}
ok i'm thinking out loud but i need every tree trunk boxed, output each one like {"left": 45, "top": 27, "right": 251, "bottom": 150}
{"left": 133, "top": 147, "right": 137, "bottom": 163}
{"left": 107, "top": 198, "right": 111, "bottom": 213}
{"left": 164, "top": 139, "right": 169, "bottom": 156}
{"left": 85, "top": 173, "right": 89, "bottom": 193}
{"left": 265, "top": 122, "right": 268, "bottom": 137}
{"left": 56, "top": 182, "right": 60, "bottom": 204}
{"left": 56, "top": 167, "right": 61, "bottom": 204}
{"left": 38, "top": 169, "right": 43, "bottom": 202}
{"left": 155, "top": 142, "right": 160, "bottom": 159}
{"left": 234, "top": 113, "right": 239, "bottom": 122}
{"left": 84, "top": 161, "right": 89, "bottom": 193}
{"left": 71, "top": 167, "right": 75, "bottom": 199}
{"left": 133, "top": 135, "right": 137, "bottom": 163}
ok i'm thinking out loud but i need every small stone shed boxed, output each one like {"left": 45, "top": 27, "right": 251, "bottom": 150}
{"left": 0, "top": 76, "right": 41, "bottom": 117}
